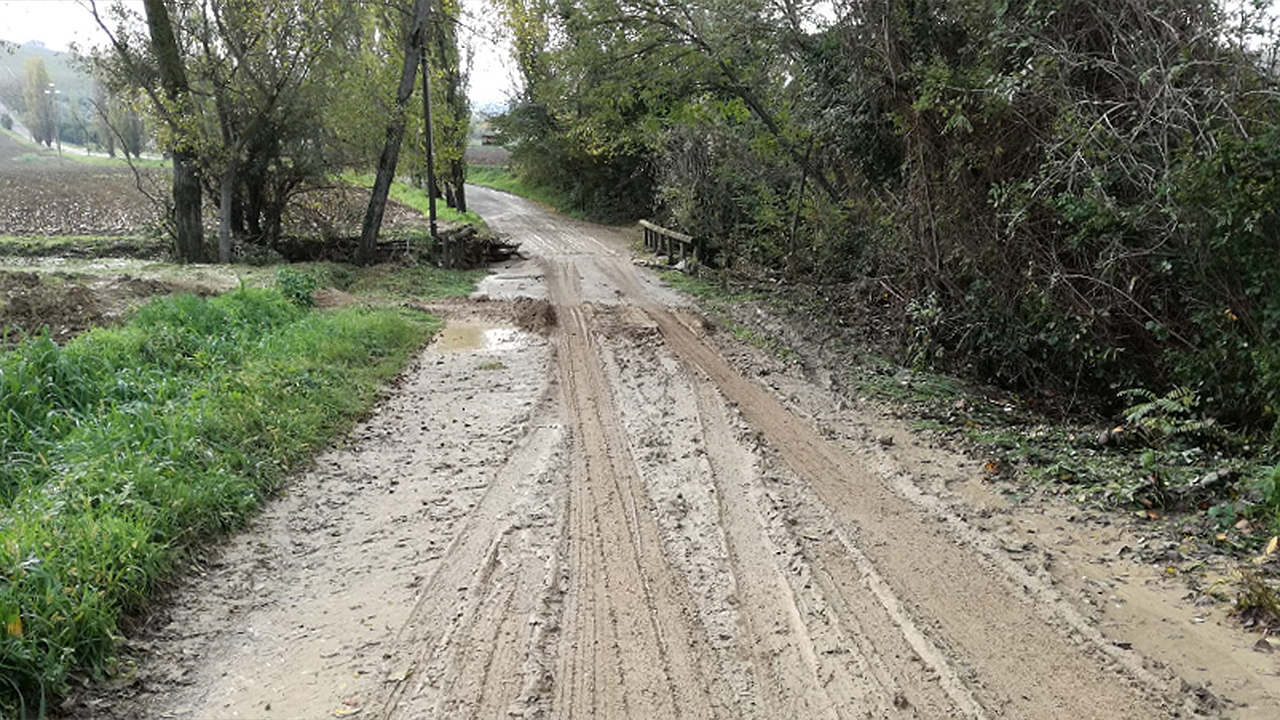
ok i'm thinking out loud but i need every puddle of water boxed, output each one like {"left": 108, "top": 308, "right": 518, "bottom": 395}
{"left": 434, "top": 323, "right": 488, "bottom": 351}
{"left": 433, "top": 323, "right": 532, "bottom": 352}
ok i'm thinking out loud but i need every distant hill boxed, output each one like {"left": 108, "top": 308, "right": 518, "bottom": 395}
{"left": 0, "top": 41, "right": 94, "bottom": 105}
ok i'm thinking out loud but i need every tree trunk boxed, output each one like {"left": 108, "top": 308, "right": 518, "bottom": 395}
{"left": 359, "top": 0, "right": 430, "bottom": 265}
{"left": 450, "top": 158, "right": 466, "bottom": 213}
{"left": 143, "top": 0, "right": 206, "bottom": 263}
{"left": 219, "top": 165, "right": 234, "bottom": 263}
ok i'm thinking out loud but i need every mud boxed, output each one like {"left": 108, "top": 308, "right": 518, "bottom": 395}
{"left": 0, "top": 270, "right": 208, "bottom": 343}
{"left": 72, "top": 185, "right": 1280, "bottom": 719}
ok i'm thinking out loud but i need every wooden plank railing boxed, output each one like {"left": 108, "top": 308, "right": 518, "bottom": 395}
{"left": 640, "top": 219, "right": 697, "bottom": 265}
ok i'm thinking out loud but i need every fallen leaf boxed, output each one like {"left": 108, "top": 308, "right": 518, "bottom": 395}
{"left": 1266, "top": 536, "right": 1279, "bottom": 556}
{"left": 331, "top": 708, "right": 361, "bottom": 718}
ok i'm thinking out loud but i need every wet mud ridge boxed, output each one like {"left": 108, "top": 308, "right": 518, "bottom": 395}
{"left": 91, "top": 186, "right": 1279, "bottom": 719}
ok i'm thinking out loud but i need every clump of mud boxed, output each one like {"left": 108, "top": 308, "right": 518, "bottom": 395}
{"left": 513, "top": 297, "right": 557, "bottom": 334}
{"left": 0, "top": 271, "right": 200, "bottom": 344}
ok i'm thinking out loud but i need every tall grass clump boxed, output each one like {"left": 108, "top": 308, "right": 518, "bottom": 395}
{"left": 0, "top": 287, "right": 436, "bottom": 716}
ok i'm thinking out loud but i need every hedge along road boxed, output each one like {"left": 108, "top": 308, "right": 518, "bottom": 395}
{"left": 106, "top": 185, "right": 1258, "bottom": 719}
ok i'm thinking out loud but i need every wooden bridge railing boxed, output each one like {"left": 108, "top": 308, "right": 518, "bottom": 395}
{"left": 640, "top": 220, "right": 698, "bottom": 265}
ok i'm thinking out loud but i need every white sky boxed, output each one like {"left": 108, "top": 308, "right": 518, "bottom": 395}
{"left": 0, "top": 0, "right": 515, "bottom": 108}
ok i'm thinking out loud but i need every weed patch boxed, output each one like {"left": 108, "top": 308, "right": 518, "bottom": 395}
{"left": 0, "top": 286, "right": 443, "bottom": 715}
{"left": 339, "top": 173, "right": 485, "bottom": 228}
{"left": 657, "top": 271, "right": 794, "bottom": 358}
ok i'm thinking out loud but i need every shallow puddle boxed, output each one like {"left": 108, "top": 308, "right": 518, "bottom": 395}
{"left": 433, "top": 322, "right": 530, "bottom": 352}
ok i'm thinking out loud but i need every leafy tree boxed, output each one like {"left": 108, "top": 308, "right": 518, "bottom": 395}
{"left": 495, "top": 0, "right": 1280, "bottom": 439}
{"left": 360, "top": 0, "right": 432, "bottom": 263}
{"left": 22, "top": 57, "right": 55, "bottom": 147}
{"left": 91, "top": 0, "right": 368, "bottom": 261}
{"left": 358, "top": 0, "right": 472, "bottom": 257}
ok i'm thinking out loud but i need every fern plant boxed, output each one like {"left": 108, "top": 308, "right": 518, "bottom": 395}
{"left": 1120, "top": 386, "right": 1219, "bottom": 447}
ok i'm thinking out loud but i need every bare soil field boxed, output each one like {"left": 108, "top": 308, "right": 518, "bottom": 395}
{"left": 0, "top": 130, "right": 441, "bottom": 343}
{"left": 0, "top": 131, "right": 161, "bottom": 236}
{"left": 61, "top": 186, "right": 1280, "bottom": 719}
{"left": 0, "top": 270, "right": 209, "bottom": 343}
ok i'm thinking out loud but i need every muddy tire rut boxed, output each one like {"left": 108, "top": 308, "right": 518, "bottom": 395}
{"left": 86, "top": 186, "right": 1278, "bottom": 719}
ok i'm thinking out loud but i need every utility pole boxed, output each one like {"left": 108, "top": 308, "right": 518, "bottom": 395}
{"left": 420, "top": 44, "right": 440, "bottom": 261}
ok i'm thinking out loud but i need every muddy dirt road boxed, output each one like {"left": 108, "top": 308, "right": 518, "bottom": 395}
{"left": 93, "top": 186, "right": 1280, "bottom": 719}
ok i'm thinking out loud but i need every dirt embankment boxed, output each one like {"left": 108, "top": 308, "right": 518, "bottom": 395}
{"left": 71, "top": 186, "right": 1280, "bottom": 719}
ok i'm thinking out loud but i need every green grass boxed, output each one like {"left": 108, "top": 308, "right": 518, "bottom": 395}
{"left": 340, "top": 173, "right": 485, "bottom": 227}
{"left": 656, "top": 271, "right": 796, "bottom": 359}
{"left": 345, "top": 264, "right": 485, "bottom": 300}
{"left": 0, "top": 126, "right": 166, "bottom": 170}
{"left": 0, "top": 266, "right": 475, "bottom": 715}
{"left": 658, "top": 270, "right": 759, "bottom": 304}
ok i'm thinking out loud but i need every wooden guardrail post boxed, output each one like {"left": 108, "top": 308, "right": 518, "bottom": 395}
{"left": 639, "top": 219, "right": 697, "bottom": 267}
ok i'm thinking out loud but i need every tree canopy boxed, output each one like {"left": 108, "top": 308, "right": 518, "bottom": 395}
{"left": 89, "top": 0, "right": 471, "bottom": 263}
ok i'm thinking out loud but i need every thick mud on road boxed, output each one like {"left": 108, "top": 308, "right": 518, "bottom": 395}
{"left": 92, "top": 186, "right": 1280, "bottom": 719}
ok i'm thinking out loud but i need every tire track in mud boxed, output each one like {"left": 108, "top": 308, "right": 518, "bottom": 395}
{"left": 596, "top": 302, "right": 971, "bottom": 719}
{"left": 641, "top": 305, "right": 1172, "bottom": 718}
{"left": 377, "top": 388, "right": 568, "bottom": 720}
{"left": 546, "top": 260, "right": 723, "bottom": 719}
{"left": 468, "top": 185, "right": 1188, "bottom": 719}
{"left": 110, "top": 187, "right": 1206, "bottom": 720}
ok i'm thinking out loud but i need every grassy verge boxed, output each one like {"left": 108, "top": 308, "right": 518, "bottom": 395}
{"left": 339, "top": 173, "right": 485, "bottom": 227}
{"left": 658, "top": 271, "right": 794, "bottom": 359}
{"left": 0, "top": 127, "right": 166, "bottom": 170}
{"left": 0, "top": 268, "right": 468, "bottom": 715}
{"left": 465, "top": 166, "right": 586, "bottom": 219}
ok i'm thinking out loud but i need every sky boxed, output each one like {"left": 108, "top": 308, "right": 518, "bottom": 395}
{"left": 0, "top": 0, "right": 517, "bottom": 109}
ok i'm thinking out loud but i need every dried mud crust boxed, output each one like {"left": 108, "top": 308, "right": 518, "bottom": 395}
{"left": 73, "top": 186, "right": 1279, "bottom": 719}
{"left": 0, "top": 270, "right": 208, "bottom": 343}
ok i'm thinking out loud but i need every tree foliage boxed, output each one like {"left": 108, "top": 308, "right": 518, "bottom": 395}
{"left": 90, "top": 0, "right": 470, "bottom": 263}
{"left": 21, "top": 57, "right": 56, "bottom": 147}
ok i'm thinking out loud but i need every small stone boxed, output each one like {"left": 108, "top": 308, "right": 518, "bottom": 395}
{"left": 876, "top": 434, "right": 895, "bottom": 447}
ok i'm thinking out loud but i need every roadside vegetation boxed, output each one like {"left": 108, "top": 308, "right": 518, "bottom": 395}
{"left": 341, "top": 173, "right": 486, "bottom": 228}
{"left": 665, "top": 264, "right": 1280, "bottom": 625}
{"left": 0, "top": 263, "right": 478, "bottom": 716}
